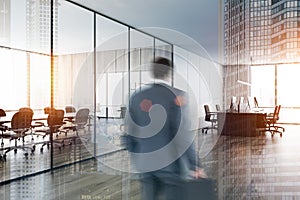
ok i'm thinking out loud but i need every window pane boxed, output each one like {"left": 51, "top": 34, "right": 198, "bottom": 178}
{"left": 96, "top": 15, "right": 128, "bottom": 118}
{"left": 0, "top": 0, "right": 12, "bottom": 47}
{"left": 0, "top": 49, "right": 27, "bottom": 110}
{"left": 7, "top": 0, "right": 52, "bottom": 54}
{"left": 54, "top": 0, "right": 94, "bottom": 167}
{"left": 174, "top": 46, "right": 223, "bottom": 129}
{"left": 130, "top": 29, "right": 154, "bottom": 97}
{"left": 55, "top": 0, "right": 94, "bottom": 109}
{"left": 155, "top": 39, "right": 172, "bottom": 60}
{"left": 277, "top": 64, "right": 300, "bottom": 106}
{"left": 251, "top": 65, "right": 275, "bottom": 107}
{"left": 30, "top": 54, "right": 50, "bottom": 109}
{"left": 174, "top": 47, "right": 188, "bottom": 91}
{"left": 108, "top": 73, "right": 124, "bottom": 117}
{"left": 277, "top": 64, "right": 300, "bottom": 123}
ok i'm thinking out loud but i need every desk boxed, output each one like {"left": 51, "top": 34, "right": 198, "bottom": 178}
{"left": 217, "top": 112, "right": 266, "bottom": 137}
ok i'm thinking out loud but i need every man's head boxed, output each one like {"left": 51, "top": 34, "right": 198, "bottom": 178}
{"left": 151, "top": 57, "right": 172, "bottom": 80}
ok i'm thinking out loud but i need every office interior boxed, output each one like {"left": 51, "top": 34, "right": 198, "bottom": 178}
{"left": 1, "top": 0, "right": 300, "bottom": 199}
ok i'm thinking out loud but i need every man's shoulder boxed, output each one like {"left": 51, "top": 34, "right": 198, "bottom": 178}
{"left": 171, "top": 86, "right": 186, "bottom": 96}
{"left": 160, "top": 84, "right": 186, "bottom": 98}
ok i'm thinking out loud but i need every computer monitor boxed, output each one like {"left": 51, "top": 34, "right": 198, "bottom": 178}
{"left": 229, "top": 96, "right": 237, "bottom": 112}
{"left": 254, "top": 97, "right": 259, "bottom": 108}
{"left": 246, "top": 96, "right": 253, "bottom": 111}
{"left": 238, "top": 97, "right": 244, "bottom": 112}
{"left": 253, "top": 97, "right": 264, "bottom": 112}
{"left": 239, "top": 97, "right": 244, "bottom": 105}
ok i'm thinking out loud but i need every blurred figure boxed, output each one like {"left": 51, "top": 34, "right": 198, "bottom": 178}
{"left": 125, "top": 57, "right": 206, "bottom": 200}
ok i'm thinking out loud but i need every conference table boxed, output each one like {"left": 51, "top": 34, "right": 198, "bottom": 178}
{"left": 0, "top": 112, "right": 76, "bottom": 127}
{"left": 217, "top": 111, "right": 266, "bottom": 137}
{"left": 0, "top": 111, "right": 77, "bottom": 150}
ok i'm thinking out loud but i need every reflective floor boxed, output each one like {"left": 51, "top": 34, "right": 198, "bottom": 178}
{"left": 0, "top": 123, "right": 300, "bottom": 199}
{"left": 0, "top": 118, "right": 125, "bottom": 183}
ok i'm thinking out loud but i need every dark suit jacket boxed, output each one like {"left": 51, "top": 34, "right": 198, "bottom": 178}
{"left": 125, "top": 83, "right": 198, "bottom": 178}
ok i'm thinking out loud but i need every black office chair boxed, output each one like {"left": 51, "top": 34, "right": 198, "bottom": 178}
{"left": 35, "top": 109, "right": 65, "bottom": 152}
{"left": 0, "top": 109, "right": 9, "bottom": 147}
{"left": 264, "top": 105, "right": 285, "bottom": 137}
{"left": 119, "top": 106, "right": 127, "bottom": 131}
{"left": 202, "top": 105, "right": 218, "bottom": 134}
{"left": 3, "top": 111, "right": 35, "bottom": 159}
{"left": 120, "top": 107, "right": 127, "bottom": 119}
{"left": 216, "top": 104, "right": 221, "bottom": 111}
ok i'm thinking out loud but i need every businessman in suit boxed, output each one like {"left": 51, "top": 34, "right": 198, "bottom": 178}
{"left": 125, "top": 57, "right": 205, "bottom": 200}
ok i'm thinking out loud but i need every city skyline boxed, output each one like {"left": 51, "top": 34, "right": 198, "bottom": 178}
{"left": 224, "top": 0, "right": 300, "bottom": 66}
{"left": 2, "top": 0, "right": 220, "bottom": 61}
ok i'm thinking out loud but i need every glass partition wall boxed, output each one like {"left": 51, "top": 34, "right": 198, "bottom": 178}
{"left": 0, "top": 0, "right": 223, "bottom": 186}
{"left": 0, "top": 0, "right": 172, "bottom": 183}
{"left": 53, "top": 0, "right": 95, "bottom": 168}
{"left": 174, "top": 46, "right": 223, "bottom": 129}
{"left": 130, "top": 30, "right": 155, "bottom": 96}
{"left": 0, "top": 0, "right": 52, "bottom": 182}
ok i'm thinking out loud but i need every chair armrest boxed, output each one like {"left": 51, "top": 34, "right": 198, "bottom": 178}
{"left": 32, "top": 121, "right": 45, "bottom": 128}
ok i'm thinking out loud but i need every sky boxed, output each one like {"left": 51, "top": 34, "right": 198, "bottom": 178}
{"left": 73, "top": 0, "right": 220, "bottom": 61}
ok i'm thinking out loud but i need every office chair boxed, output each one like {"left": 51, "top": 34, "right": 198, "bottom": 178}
{"left": 19, "top": 107, "right": 45, "bottom": 141}
{"left": 65, "top": 105, "right": 76, "bottom": 113}
{"left": 119, "top": 106, "right": 127, "bottom": 131}
{"left": 202, "top": 105, "right": 218, "bottom": 134}
{"left": 264, "top": 105, "right": 285, "bottom": 137}
{"left": 44, "top": 106, "right": 56, "bottom": 114}
{"left": 215, "top": 104, "right": 221, "bottom": 111}
{"left": 65, "top": 105, "right": 76, "bottom": 123}
{"left": 3, "top": 110, "right": 34, "bottom": 159}
{"left": 65, "top": 108, "right": 90, "bottom": 144}
{"left": 120, "top": 106, "right": 127, "bottom": 119}
{"left": 35, "top": 109, "right": 65, "bottom": 152}
{"left": 0, "top": 109, "right": 9, "bottom": 147}
{"left": 34, "top": 107, "right": 62, "bottom": 138}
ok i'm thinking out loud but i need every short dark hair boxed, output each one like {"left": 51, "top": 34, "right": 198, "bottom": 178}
{"left": 152, "top": 57, "right": 172, "bottom": 79}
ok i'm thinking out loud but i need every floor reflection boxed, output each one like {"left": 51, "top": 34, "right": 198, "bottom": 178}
{"left": 200, "top": 125, "right": 300, "bottom": 199}
{"left": 1, "top": 123, "right": 300, "bottom": 199}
